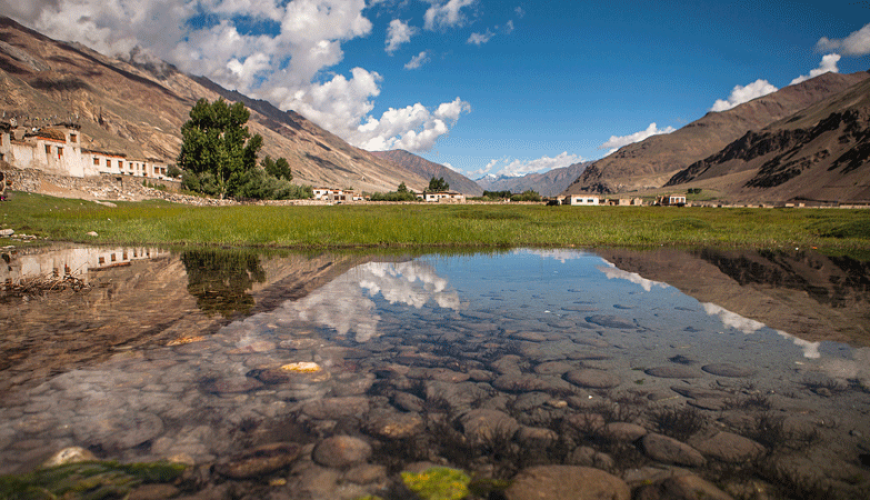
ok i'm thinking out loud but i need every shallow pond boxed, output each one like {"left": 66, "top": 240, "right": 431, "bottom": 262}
{"left": 1, "top": 245, "right": 869, "bottom": 500}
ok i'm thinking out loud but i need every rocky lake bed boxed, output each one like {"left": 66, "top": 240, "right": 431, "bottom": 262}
{"left": 1, "top": 246, "right": 869, "bottom": 500}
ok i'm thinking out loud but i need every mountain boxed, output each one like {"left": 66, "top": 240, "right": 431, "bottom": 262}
{"left": 369, "top": 149, "right": 483, "bottom": 195}
{"left": 564, "top": 71, "right": 870, "bottom": 196}
{"left": 476, "top": 161, "right": 591, "bottom": 197}
{"left": 0, "top": 17, "right": 428, "bottom": 193}
{"left": 665, "top": 76, "right": 870, "bottom": 203}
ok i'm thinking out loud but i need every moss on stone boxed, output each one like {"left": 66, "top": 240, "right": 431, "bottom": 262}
{"left": 401, "top": 467, "right": 471, "bottom": 500}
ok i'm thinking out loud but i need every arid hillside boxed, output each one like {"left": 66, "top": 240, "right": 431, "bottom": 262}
{"left": 564, "top": 71, "right": 870, "bottom": 197}
{"left": 666, "top": 77, "right": 870, "bottom": 203}
{"left": 0, "top": 17, "right": 429, "bottom": 193}
{"left": 369, "top": 149, "right": 483, "bottom": 195}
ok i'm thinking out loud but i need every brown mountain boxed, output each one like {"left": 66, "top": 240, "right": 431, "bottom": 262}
{"left": 369, "top": 149, "right": 483, "bottom": 195}
{"left": 0, "top": 17, "right": 428, "bottom": 192}
{"left": 666, "top": 76, "right": 870, "bottom": 203}
{"left": 564, "top": 71, "right": 870, "bottom": 196}
{"left": 477, "top": 161, "right": 591, "bottom": 197}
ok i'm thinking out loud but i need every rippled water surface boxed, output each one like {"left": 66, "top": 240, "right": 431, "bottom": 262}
{"left": 1, "top": 246, "right": 869, "bottom": 500}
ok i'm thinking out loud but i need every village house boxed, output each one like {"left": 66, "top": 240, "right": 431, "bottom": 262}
{"left": 418, "top": 190, "right": 466, "bottom": 203}
{"left": 565, "top": 194, "right": 601, "bottom": 206}
{"left": 0, "top": 122, "right": 170, "bottom": 180}
{"left": 656, "top": 194, "right": 687, "bottom": 206}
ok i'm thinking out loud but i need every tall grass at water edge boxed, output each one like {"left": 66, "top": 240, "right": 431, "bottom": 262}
{"left": 2, "top": 192, "right": 870, "bottom": 253}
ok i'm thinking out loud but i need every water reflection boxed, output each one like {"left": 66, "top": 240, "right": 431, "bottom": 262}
{"left": 0, "top": 246, "right": 868, "bottom": 500}
{"left": 180, "top": 249, "right": 267, "bottom": 318}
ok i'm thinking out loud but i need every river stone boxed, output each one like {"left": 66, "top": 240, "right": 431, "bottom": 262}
{"left": 701, "top": 363, "right": 755, "bottom": 378}
{"left": 461, "top": 409, "right": 520, "bottom": 444}
{"left": 301, "top": 397, "right": 370, "bottom": 420}
{"left": 504, "top": 465, "right": 630, "bottom": 500}
{"left": 493, "top": 374, "right": 574, "bottom": 393}
{"left": 215, "top": 442, "right": 301, "bottom": 479}
{"left": 392, "top": 391, "right": 425, "bottom": 412}
{"left": 74, "top": 412, "right": 164, "bottom": 451}
{"left": 129, "top": 484, "right": 179, "bottom": 500}
{"left": 644, "top": 366, "right": 703, "bottom": 379}
{"left": 312, "top": 436, "right": 372, "bottom": 468}
{"left": 687, "top": 398, "right": 728, "bottom": 411}
{"left": 365, "top": 409, "right": 424, "bottom": 439}
{"left": 601, "top": 422, "right": 648, "bottom": 442}
{"left": 491, "top": 356, "right": 523, "bottom": 375}
{"left": 534, "top": 361, "right": 574, "bottom": 375}
{"left": 517, "top": 426, "right": 558, "bottom": 443}
{"left": 642, "top": 433, "right": 706, "bottom": 467}
{"left": 567, "top": 446, "right": 615, "bottom": 470}
{"left": 586, "top": 315, "right": 636, "bottom": 329}
{"left": 670, "top": 386, "right": 731, "bottom": 400}
{"left": 510, "top": 331, "right": 548, "bottom": 342}
{"left": 691, "top": 431, "right": 765, "bottom": 463}
{"left": 204, "top": 377, "right": 264, "bottom": 393}
{"left": 41, "top": 447, "right": 98, "bottom": 467}
{"left": 564, "top": 369, "right": 620, "bottom": 389}
{"left": 407, "top": 367, "right": 470, "bottom": 383}
{"left": 635, "top": 474, "right": 734, "bottom": 500}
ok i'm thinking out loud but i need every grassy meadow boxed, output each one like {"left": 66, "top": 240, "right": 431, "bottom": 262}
{"left": 2, "top": 192, "right": 870, "bottom": 254}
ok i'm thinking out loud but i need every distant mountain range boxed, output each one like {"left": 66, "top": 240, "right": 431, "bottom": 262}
{"left": 0, "top": 17, "right": 429, "bottom": 193}
{"left": 476, "top": 161, "right": 591, "bottom": 197}
{"left": 565, "top": 71, "right": 870, "bottom": 202}
{"left": 369, "top": 150, "right": 482, "bottom": 195}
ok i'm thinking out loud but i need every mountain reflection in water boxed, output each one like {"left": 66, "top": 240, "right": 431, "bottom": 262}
{"left": 0, "top": 246, "right": 868, "bottom": 500}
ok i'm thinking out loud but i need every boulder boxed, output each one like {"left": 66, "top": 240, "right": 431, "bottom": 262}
{"left": 642, "top": 433, "right": 706, "bottom": 467}
{"left": 312, "top": 436, "right": 372, "bottom": 468}
{"left": 504, "top": 465, "right": 630, "bottom": 500}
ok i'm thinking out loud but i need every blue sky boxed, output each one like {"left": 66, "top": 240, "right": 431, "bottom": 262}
{"left": 3, "top": 0, "right": 869, "bottom": 179}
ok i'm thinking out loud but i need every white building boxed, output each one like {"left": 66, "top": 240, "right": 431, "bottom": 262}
{"left": 566, "top": 195, "right": 601, "bottom": 206}
{"left": 0, "top": 123, "right": 169, "bottom": 180}
{"left": 419, "top": 191, "right": 466, "bottom": 203}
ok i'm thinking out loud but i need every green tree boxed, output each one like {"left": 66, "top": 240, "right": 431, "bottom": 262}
{"left": 427, "top": 177, "right": 449, "bottom": 192}
{"left": 397, "top": 181, "right": 409, "bottom": 193}
{"left": 262, "top": 156, "right": 293, "bottom": 181}
{"left": 177, "top": 98, "right": 263, "bottom": 198}
{"left": 511, "top": 189, "right": 541, "bottom": 202}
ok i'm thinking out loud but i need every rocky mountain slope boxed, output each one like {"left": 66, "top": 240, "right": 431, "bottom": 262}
{"left": 564, "top": 71, "right": 870, "bottom": 196}
{"left": 369, "top": 149, "right": 482, "bottom": 195}
{"left": 0, "top": 17, "right": 428, "bottom": 193}
{"left": 666, "top": 76, "right": 870, "bottom": 203}
{"left": 477, "top": 161, "right": 591, "bottom": 197}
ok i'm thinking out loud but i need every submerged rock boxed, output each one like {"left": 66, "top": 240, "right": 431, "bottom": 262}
{"left": 564, "top": 369, "right": 620, "bottom": 389}
{"left": 215, "top": 442, "right": 300, "bottom": 479}
{"left": 312, "top": 435, "right": 372, "bottom": 468}
{"left": 644, "top": 366, "right": 703, "bottom": 379}
{"left": 642, "top": 433, "right": 706, "bottom": 467}
{"left": 504, "top": 465, "right": 630, "bottom": 500}
{"left": 701, "top": 363, "right": 755, "bottom": 378}
{"left": 635, "top": 474, "right": 734, "bottom": 500}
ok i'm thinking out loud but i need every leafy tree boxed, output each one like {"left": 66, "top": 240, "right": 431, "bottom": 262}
{"left": 427, "top": 177, "right": 449, "bottom": 192}
{"left": 511, "top": 189, "right": 541, "bottom": 202}
{"left": 262, "top": 156, "right": 293, "bottom": 181}
{"left": 482, "top": 190, "right": 512, "bottom": 200}
{"left": 166, "top": 164, "right": 183, "bottom": 179}
{"left": 397, "top": 181, "right": 409, "bottom": 193}
{"left": 177, "top": 98, "right": 263, "bottom": 198}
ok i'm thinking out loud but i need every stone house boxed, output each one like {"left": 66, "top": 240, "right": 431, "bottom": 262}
{"left": 419, "top": 190, "right": 466, "bottom": 203}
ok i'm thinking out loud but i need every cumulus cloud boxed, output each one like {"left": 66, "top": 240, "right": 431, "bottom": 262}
{"left": 0, "top": 0, "right": 469, "bottom": 154}
{"left": 709, "top": 79, "right": 778, "bottom": 112}
{"left": 355, "top": 97, "right": 470, "bottom": 152}
{"left": 483, "top": 152, "right": 582, "bottom": 177}
{"left": 467, "top": 30, "right": 494, "bottom": 45}
{"left": 816, "top": 22, "right": 870, "bottom": 56}
{"left": 404, "top": 50, "right": 431, "bottom": 69}
{"left": 790, "top": 54, "right": 841, "bottom": 85}
{"left": 597, "top": 260, "right": 670, "bottom": 292}
{"left": 424, "top": 0, "right": 477, "bottom": 31}
{"left": 386, "top": 19, "right": 416, "bottom": 54}
{"left": 598, "top": 123, "right": 675, "bottom": 155}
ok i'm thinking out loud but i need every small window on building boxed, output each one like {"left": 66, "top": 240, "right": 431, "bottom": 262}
{"left": 70, "top": 133, "right": 77, "bottom": 143}
{"left": 93, "top": 157, "right": 100, "bottom": 166}
{"left": 57, "top": 147, "right": 63, "bottom": 158}
{"left": 45, "top": 144, "right": 51, "bottom": 154}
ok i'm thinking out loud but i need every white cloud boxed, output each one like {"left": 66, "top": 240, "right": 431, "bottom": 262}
{"left": 424, "top": 0, "right": 477, "bottom": 31}
{"left": 404, "top": 50, "right": 431, "bottom": 69}
{"left": 790, "top": 54, "right": 841, "bottom": 85}
{"left": 514, "top": 6, "right": 525, "bottom": 18}
{"left": 484, "top": 152, "right": 582, "bottom": 177}
{"left": 442, "top": 162, "right": 459, "bottom": 171}
{"left": 386, "top": 19, "right": 416, "bottom": 54}
{"left": 709, "top": 79, "right": 778, "bottom": 112}
{"left": 504, "top": 20, "right": 515, "bottom": 34}
{"left": 598, "top": 122, "right": 675, "bottom": 154}
{"left": 816, "top": 22, "right": 870, "bottom": 56}
{"left": 0, "top": 0, "right": 469, "bottom": 156}
{"left": 356, "top": 97, "right": 470, "bottom": 152}
{"left": 467, "top": 30, "right": 494, "bottom": 45}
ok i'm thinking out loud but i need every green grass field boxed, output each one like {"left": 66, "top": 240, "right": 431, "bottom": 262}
{"left": 2, "top": 192, "right": 869, "bottom": 254}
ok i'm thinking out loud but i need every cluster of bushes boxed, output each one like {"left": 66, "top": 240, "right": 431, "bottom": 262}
{"left": 474, "top": 189, "right": 541, "bottom": 202}
{"left": 370, "top": 182, "right": 418, "bottom": 202}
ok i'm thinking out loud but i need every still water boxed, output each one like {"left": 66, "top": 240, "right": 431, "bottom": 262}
{"left": 1, "top": 246, "right": 869, "bottom": 500}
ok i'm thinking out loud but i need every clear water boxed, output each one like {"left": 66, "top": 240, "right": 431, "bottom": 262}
{"left": 1, "top": 246, "right": 868, "bottom": 499}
